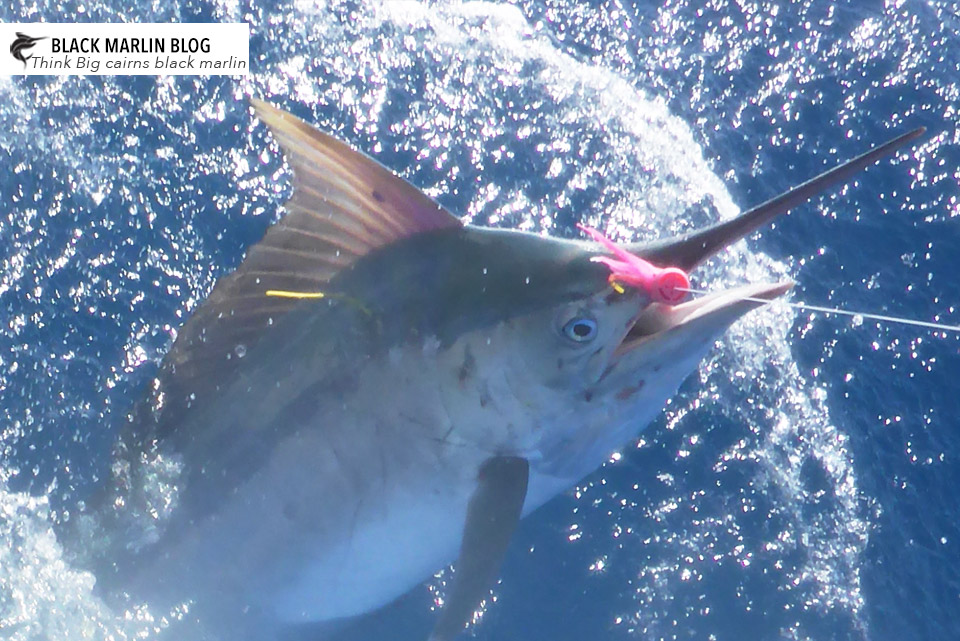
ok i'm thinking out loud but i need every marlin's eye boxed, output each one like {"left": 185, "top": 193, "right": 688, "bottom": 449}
{"left": 562, "top": 317, "right": 598, "bottom": 343}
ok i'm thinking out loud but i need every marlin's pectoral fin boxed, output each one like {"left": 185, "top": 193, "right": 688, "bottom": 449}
{"left": 429, "top": 456, "right": 530, "bottom": 641}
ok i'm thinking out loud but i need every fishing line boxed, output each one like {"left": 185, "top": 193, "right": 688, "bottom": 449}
{"left": 678, "top": 286, "right": 960, "bottom": 334}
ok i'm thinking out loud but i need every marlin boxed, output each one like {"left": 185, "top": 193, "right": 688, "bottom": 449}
{"left": 63, "top": 100, "right": 923, "bottom": 641}
{"left": 9, "top": 32, "right": 45, "bottom": 67}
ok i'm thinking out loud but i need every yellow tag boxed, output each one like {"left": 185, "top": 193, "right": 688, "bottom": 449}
{"left": 610, "top": 281, "right": 625, "bottom": 295}
{"left": 265, "top": 290, "right": 326, "bottom": 299}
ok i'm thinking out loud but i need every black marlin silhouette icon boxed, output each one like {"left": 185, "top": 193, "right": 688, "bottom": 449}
{"left": 10, "top": 32, "right": 46, "bottom": 67}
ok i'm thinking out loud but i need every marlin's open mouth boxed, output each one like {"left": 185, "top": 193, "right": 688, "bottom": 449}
{"left": 617, "top": 280, "right": 794, "bottom": 355}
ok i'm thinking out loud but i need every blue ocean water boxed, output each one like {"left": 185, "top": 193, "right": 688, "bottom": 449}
{"left": 1, "top": 1, "right": 958, "bottom": 640}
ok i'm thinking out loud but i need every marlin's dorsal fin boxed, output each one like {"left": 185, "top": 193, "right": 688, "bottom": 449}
{"left": 430, "top": 456, "right": 529, "bottom": 641}
{"left": 151, "top": 99, "right": 462, "bottom": 435}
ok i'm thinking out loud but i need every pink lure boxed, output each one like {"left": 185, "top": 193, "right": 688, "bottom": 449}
{"left": 577, "top": 223, "right": 690, "bottom": 305}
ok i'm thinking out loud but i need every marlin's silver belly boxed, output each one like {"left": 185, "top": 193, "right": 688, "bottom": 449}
{"left": 147, "top": 423, "right": 475, "bottom": 625}
{"left": 122, "top": 333, "right": 539, "bottom": 627}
